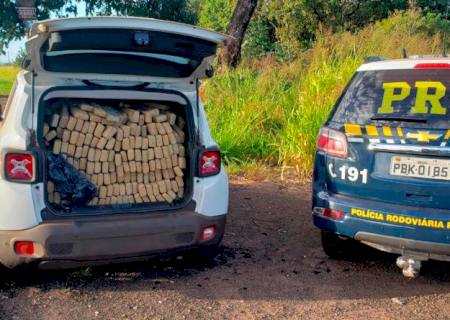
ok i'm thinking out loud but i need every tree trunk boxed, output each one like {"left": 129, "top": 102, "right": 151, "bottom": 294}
{"left": 408, "top": 0, "right": 417, "bottom": 8}
{"left": 220, "top": 0, "right": 257, "bottom": 68}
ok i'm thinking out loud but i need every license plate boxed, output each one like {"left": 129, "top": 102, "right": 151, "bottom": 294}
{"left": 390, "top": 156, "right": 450, "bottom": 181}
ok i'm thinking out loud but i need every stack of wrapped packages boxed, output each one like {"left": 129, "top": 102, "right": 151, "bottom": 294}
{"left": 43, "top": 101, "right": 187, "bottom": 207}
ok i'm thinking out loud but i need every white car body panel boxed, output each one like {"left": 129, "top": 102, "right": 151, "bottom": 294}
{"left": 26, "top": 17, "right": 231, "bottom": 83}
{"left": 193, "top": 168, "right": 229, "bottom": 216}
{"left": 0, "top": 67, "right": 228, "bottom": 231}
{"left": 0, "top": 73, "right": 40, "bottom": 230}
{"left": 0, "top": 17, "right": 229, "bottom": 231}
{"left": 358, "top": 57, "right": 450, "bottom": 71}
{"left": 30, "top": 17, "right": 228, "bottom": 44}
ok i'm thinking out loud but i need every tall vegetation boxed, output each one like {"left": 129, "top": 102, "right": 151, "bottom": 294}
{"left": 1, "top": 0, "right": 447, "bottom": 55}
{"left": 202, "top": 11, "right": 446, "bottom": 176}
{"left": 199, "top": 0, "right": 235, "bottom": 32}
{"left": 83, "top": 0, "right": 200, "bottom": 24}
{"left": 0, "top": 65, "right": 19, "bottom": 96}
{"left": 199, "top": 0, "right": 448, "bottom": 60}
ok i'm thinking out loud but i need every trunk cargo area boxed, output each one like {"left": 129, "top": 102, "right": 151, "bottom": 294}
{"left": 40, "top": 96, "right": 191, "bottom": 213}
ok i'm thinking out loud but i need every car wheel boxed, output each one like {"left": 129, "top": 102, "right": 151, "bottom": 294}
{"left": 321, "top": 230, "right": 358, "bottom": 260}
{"left": 185, "top": 236, "right": 223, "bottom": 264}
{"left": 193, "top": 242, "right": 222, "bottom": 262}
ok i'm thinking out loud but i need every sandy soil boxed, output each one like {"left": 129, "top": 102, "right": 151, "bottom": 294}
{"left": 0, "top": 177, "right": 449, "bottom": 320}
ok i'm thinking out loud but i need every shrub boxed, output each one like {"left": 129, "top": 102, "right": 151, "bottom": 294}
{"left": 203, "top": 11, "right": 445, "bottom": 177}
{"left": 198, "top": 0, "right": 236, "bottom": 32}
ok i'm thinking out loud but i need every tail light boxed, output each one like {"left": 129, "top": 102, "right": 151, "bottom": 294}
{"left": 201, "top": 226, "right": 216, "bottom": 242}
{"left": 414, "top": 63, "right": 450, "bottom": 69}
{"left": 317, "top": 127, "right": 348, "bottom": 158}
{"left": 198, "top": 149, "right": 220, "bottom": 177}
{"left": 314, "top": 207, "right": 344, "bottom": 220}
{"left": 4, "top": 153, "right": 35, "bottom": 182}
{"left": 14, "top": 241, "right": 35, "bottom": 256}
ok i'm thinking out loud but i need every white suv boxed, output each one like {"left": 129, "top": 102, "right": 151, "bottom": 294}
{"left": 0, "top": 17, "right": 229, "bottom": 269}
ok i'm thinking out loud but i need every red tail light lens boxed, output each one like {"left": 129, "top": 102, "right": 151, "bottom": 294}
{"left": 14, "top": 241, "right": 35, "bottom": 256}
{"left": 199, "top": 150, "right": 220, "bottom": 177}
{"left": 5, "top": 153, "right": 35, "bottom": 182}
{"left": 317, "top": 127, "right": 348, "bottom": 158}
{"left": 201, "top": 226, "right": 216, "bottom": 242}
{"left": 414, "top": 63, "right": 450, "bottom": 69}
{"left": 314, "top": 207, "right": 344, "bottom": 220}
{"left": 322, "top": 208, "right": 344, "bottom": 220}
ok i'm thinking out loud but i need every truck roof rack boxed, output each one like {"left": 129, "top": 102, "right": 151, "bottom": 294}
{"left": 364, "top": 56, "right": 390, "bottom": 63}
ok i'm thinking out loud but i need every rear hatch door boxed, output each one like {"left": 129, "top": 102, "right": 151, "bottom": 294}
{"left": 326, "top": 66, "right": 450, "bottom": 210}
{"left": 25, "top": 17, "right": 230, "bottom": 83}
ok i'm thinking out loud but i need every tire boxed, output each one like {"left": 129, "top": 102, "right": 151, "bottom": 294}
{"left": 186, "top": 220, "right": 226, "bottom": 264}
{"left": 186, "top": 232, "right": 224, "bottom": 264}
{"left": 321, "top": 230, "right": 358, "bottom": 260}
{"left": 193, "top": 242, "right": 222, "bottom": 262}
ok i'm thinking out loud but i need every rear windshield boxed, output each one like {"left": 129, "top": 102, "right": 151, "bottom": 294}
{"left": 43, "top": 52, "right": 199, "bottom": 77}
{"left": 332, "top": 69, "right": 449, "bottom": 128}
{"left": 41, "top": 29, "right": 217, "bottom": 78}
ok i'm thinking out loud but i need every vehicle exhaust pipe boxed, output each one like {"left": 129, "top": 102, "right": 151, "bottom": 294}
{"left": 396, "top": 256, "right": 422, "bottom": 278}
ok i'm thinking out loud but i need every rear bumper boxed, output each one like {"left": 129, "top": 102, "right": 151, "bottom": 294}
{"left": 354, "top": 232, "right": 450, "bottom": 261}
{"left": 0, "top": 203, "right": 226, "bottom": 269}
{"left": 312, "top": 191, "right": 450, "bottom": 260}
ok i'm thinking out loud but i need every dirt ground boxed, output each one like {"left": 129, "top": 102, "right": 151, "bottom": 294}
{"left": 0, "top": 177, "right": 449, "bottom": 320}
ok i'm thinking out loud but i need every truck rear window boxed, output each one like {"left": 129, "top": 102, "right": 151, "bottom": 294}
{"left": 332, "top": 69, "right": 449, "bottom": 128}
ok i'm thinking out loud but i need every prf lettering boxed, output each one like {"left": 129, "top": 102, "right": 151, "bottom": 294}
{"left": 378, "top": 81, "right": 447, "bottom": 115}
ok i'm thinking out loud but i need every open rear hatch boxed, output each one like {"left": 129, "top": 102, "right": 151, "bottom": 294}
{"left": 25, "top": 17, "right": 230, "bottom": 82}
{"left": 326, "top": 65, "right": 450, "bottom": 210}
{"left": 26, "top": 17, "right": 229, "bottom": 216}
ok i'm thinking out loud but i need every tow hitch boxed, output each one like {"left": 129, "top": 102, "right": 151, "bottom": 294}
{"left": 396, "top": 256, "right": 423, "bottom": 278}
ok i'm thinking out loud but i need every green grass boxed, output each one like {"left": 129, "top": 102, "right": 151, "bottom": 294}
{"left": 203, "top": 11, "right": 446, "bottom": 178}
{"left": 0, "top": 65, "right": 19, "bottom": 96}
